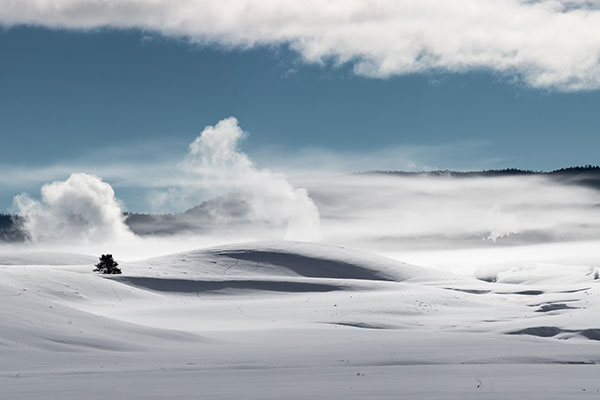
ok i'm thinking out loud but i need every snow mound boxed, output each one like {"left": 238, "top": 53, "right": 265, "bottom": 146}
{"left": 134, "top": 241, "right": 440, "bottom": 282}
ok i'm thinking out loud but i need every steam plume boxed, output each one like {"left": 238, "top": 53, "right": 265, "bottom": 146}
{"left": 13, "top": 173, "right": 133, "bottom": 243}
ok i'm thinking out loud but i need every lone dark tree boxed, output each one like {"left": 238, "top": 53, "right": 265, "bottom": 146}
{"left": 94, "top": 254, "right": 122, "bottom": 274}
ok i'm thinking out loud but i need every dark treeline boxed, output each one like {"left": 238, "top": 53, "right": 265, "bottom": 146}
{"left": 0, "top": 214, "right": 26, "bottom": 242}
{"left": 359, "top": 165, "right": 600, "bottom": 190}
{"left": 359, "top": 165, "right": 600, "bottom": 177}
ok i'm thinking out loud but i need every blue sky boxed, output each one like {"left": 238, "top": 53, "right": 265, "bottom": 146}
{"left": 2, "top": 1, "right": 600, "bottom": 212}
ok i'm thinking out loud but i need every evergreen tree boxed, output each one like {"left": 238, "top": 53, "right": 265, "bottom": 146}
{"left": 94, "top": 254, "right": 122, "bottom": 274}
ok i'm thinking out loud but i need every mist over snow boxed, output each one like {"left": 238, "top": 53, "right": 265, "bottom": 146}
{"left": 292, "top": 173, "right": 600, "bottom": 274}
{"left": 4, "top": 120, "right": 600, "bottom": 276}
{"left": 7, "top": 151, "right": 600, "bottom": 275}
{"left": 152, "top": 117, "right": 321, "bottom": 242}
{"left": 298, "top": 173, "right": 600, "bottom": 244}
{"left": 5, "top": 141, "right": 600, "bottom": 277}
{"left": 13, "top": 172, "right": 134, "bottom": 243}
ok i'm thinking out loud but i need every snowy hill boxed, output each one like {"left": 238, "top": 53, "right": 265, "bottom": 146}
{"left": 1, "top": 241, "right": 599, "bottom": 399}
{"left": 0, "top": 251, "right": 97, "bottom": 265}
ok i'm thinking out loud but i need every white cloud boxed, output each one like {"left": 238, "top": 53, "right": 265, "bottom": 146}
{"left": 13, "top": 172, "right": 134, "bottom": 243}
{"left": 2, "top": 0, "right": 600, "bottom": 90}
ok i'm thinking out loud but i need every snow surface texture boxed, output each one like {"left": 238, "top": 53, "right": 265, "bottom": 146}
{"left": 1, "top": 241, "right": 599, "bottom": 399}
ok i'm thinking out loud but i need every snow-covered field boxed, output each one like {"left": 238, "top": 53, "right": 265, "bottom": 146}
{"left": 1, "top": 241, "right": 599, "bottom": 399}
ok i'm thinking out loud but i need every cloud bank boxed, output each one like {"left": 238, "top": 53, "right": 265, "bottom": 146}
{"left": 296, "top": 173, "right": 600, "bottom": 248}
{"left": 153, "top": 117, "right": 321, "bottom": 241}
{"left": 2, "top": 0, "right": 600, "bottom": 90}
{"left": 13, "top": 173, "right": 134, "bottom": 243}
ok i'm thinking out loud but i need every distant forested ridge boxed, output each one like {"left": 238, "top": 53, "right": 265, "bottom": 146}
{"left": 360, "top": 165, "right": 600, "bottom": 177}
{"left": 0, "top": 214, "right": 26, "bottom": 242}
{"left": 359, "top": 165, "right": 600, "bottom": 190}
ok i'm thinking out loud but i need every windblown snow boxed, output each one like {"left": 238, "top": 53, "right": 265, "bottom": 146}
{"left": 1, "top": 241, "right": 599, "bottom": 399}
